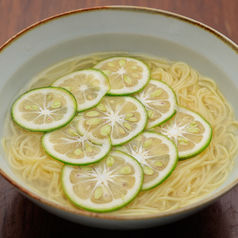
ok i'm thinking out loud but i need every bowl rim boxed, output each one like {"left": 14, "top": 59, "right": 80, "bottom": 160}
{"left": 1, "top": 5, "right": 238, "bottom": 221}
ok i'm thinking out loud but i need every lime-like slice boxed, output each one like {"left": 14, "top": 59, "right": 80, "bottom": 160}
{"left": 151, "top": 106, "right": 212, "bottom": 159}
{"left": 41, "top": 116, "right": 111, "bottom": 165}
{"left": 94, "top": 57, "right": 150, "bottom": 95}
{"left": 51, "top": 69, "right": 110, "bottom": 112}
{"left": 61, "top": 150, "right": 143, "bottom": 212}
{"left": 77, "top": 96, "right": 148, "bottom": 146}
{"left": 11, "top": 87, "right": 77, "bottom": 132}
{"left": 116, "top": 132, "right": 178, "bottom": 190}
{"left": 134, "top": 79, "right": 177, "bottom": 129}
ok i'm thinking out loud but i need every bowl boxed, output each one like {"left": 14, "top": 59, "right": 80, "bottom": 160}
{"left": 0, "top": 6, "right": 238, "bottom": 229}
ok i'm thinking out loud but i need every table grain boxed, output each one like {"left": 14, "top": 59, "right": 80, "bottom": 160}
{"left": 1, "top": 1, "right": 238, "bottom": 237}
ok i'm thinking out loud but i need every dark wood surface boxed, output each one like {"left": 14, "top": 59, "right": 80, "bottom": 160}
{"left": 1, "top": 1, "right": 238, "bottom": 237}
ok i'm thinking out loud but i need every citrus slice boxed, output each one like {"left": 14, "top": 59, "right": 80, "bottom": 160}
{"left": 94, "top": 57, "right": 150, "bottom": 95}
{"left": 11, "top": 87, "right": 77, "bottom": 132}
{"left": 61, "top": 150, "right": 143, "bottom": 212}
{"left": 116, "top": 132, "right": 178, "bottom": 191}
{"left": 41, "top": 116, "right": 111, "bottom": 165}
{"left": 51, "top": 69, "right": 110, "bottom": 112}
{"left": 134, "top": 79, "right": 177, "bottom": 129}
{"left": 77, "top": 96, "right": 148, "bottom": 146}
{"left": 150, "top": 106, "right": 212, "bottom": 160}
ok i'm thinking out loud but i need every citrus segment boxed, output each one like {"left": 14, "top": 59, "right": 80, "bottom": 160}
{"left": 77, "top": 96, "right": 148, "bottom": 146}
{"left": 61, "top": 150, "right": 143, "bottom": 212}
{"left": 51, "top": 69, "right": 110, "bottom": 112}
{"left": 134, "top": 79, "right": 177, "bottom": 129}
{"left": 41, "top": 116, "right": 111, "bottom": 165}
{"left": 94, "top": 57, "right": 150, "bottom": 95}
{"left": 11, "top": 87, "right": 77, "bottom": 132}
{"left": 116, "top": 132, "right": 178, "bottom": 190}
{"left": 150, "top": 106, "right": 212, "bottom": 159}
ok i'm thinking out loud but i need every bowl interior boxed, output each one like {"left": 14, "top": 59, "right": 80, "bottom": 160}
{"left": 0, "top": 7, "right": 238, "bottom": 223}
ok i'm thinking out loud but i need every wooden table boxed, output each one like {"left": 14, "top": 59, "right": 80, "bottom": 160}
{"left": 0, "top": 1, "right": 238, "bottom": 237}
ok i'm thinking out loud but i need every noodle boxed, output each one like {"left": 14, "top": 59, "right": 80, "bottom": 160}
{"left": 2, "top": 53, "right": 238, "bottom": 215}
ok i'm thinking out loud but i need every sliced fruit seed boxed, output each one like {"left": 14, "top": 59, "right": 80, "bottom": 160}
{"left": 86, "top": 111, "right": 100, "bottom": 117}
{"left": 132, "top": 73, "right": 139, "bottom": 78}
{"left": 143, "top": 139, "right": 153, "bottom": 148}
{"left": 133, "top": 145, "right": 137, "bottom": 151}
{"left": 68, "top": 128, "right": 78, "bottom": 136}
{"left": 85, "top": 143, "right": 93, "bottom": 153}
{"left": 107, "top": 62, "right": 116, "bottom": 67}
{"left": 80, "top": 166, "right": 92, "bottom": 171}
{"left": 86, "top": 118, "right": 103, "bottom": 126}
{"left": 131, "top": 66, "right": 137, "bottom": 70}
{"left": 96, "top": 104, "right": 107, "bottom": 112}
{"left": 32, "top": 105, "right": 39, "bottom": 110}
{"left": 143, "top": 166, "right": 154, "bottom": 175}
{"left": 106, "top": 156, "right": 115, "bottom": 167}
{"left": 119, "top": 127, "right": 126, "bottom": 134}
{"left": 123, "top": 75, "right": 133, "bottom": 85}
{"left": 94, "top": 186, "right": 103, "bottom": 200}
{"left": 150, "top": 89, "right": 163, "bottom": 97}
{"left": 148, "top": 110, "right": 155, "bottom": 118}
{"left": 51, "top": 101, "right": 62, "bottom": 109}
{"left": 87, "top": 95, "right": 94, "bottom": 100}
{"left": 189, "top": 122, "right": 198, "bottom": 127}
{"left": 136, "top": 135, "right": 145, "bottom": 141}
{"left": 169, "top": 120, "right": 174, "bottom": 126}
{"left": 102, "top": 70, "right": 112, "bottom": 75}
{"left": 186, "top": 127, "right": 200, "bottom": 133}
{"left": 155, "top": 161, "right": 164, "bottom": 167}
{"left": 123, "top": 123, "right": 132, "bottom": 130}
{"left": 91, "top": 80, "right": 100, "bottom": 87}
{"left": 178, "top": 141, "right": 188, "bottom": 145}
{"left": 119, "top": 59, "right": 126, "bottom": 67}
{"left": 24, "top": 105, "right": 32, "bottom": 110}
{"left": 125, "top": 113, "right": 134, "bottom": 118}
{"left": 47, "top": 95, "right": 53, "bottom": 100}
{"left": 178, "top": 137, "right": 189, "bottom": 145}
{"left": 109, "top": 100, "right": 115, "bottom": 104}
{"left": 74, "top": 148, "right": 82, "bottom": 156}
{"left": 119, "top": 166, "right": 132, "bottom": 175}
{"left": 100, "top": 125, "right": 111, "bottom": 136}
{"left": 125, "top": 117, "right": 138, "bottom": 122}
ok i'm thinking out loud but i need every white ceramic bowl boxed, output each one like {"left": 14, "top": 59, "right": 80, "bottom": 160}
{"left": 0, "top": 6, "right": 238, "bottom": 229}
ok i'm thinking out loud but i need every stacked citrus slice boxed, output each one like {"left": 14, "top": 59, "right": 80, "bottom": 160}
{"left": 116, "top": 132, "right": 178, "bottom": 190}
{"left": 77, "top": 96, "right": 148, "bottom": 146}
{"left": 61, "top": 150, "right": 143, "bottom": 212}
{"left": 11, "top": 87, "right": 77, "bottom": 132}
{"left": 10, "top": 55, "right": 213, "bottom": 213}
{"left": 134, "top": 79, "right": 177, "bottom": 129}
{"left": 51, "top": 69, "right": 110, "bottom": 112}
{"left": 150, "top": 106, "right": 212, "bottom": 159}
{"left": 94, "top": 57, "right": 150, "bottom": 95}
{"left": 41, "top": 116, "right": 111, "bottom": 165}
